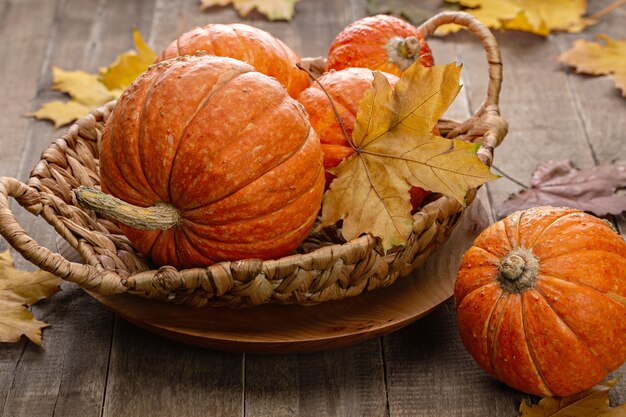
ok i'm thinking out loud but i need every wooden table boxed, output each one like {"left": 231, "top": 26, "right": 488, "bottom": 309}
{"left": 1, "top": 0, "right": 624, "bottom": 415}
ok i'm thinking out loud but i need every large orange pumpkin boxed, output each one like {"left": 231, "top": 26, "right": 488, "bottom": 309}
{"left": 297, "top": 67, "right": 429, "bottom": 208}
{"left": 157, "top": 24, "right": 310, "bottom": 98}
{"left": 327, "top": 14, "right": 434, "bottom": 76}
{"left": 455, "top": 206, "right": 626, "bottom": 397}
{"left": 96, "top": 55, "right": 324, "bottom": 269}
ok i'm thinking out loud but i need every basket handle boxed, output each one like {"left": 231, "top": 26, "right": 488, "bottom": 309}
{"left": 0, "top": 176, "right": 126, "bottom": 294}
{"left": 417, "top": 11, "right": 502, "bottom": 114}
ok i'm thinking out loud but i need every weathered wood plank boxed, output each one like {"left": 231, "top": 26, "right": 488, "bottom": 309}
{"left": 245, "top": 341, "right": 387, "bottom": 417}
{"left": 102, "top": 320, "right": 244, "bottom": 417}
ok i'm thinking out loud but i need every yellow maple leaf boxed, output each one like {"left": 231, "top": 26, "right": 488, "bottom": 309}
{"left": 100, "top": 28, "right": 157, "bottom": 90}
{"left": 200, "top": 0, "right": 300, "bottom": 21}
{"left": 560, "top": 34, "right": 626, "bottom": 97}
{"left": 51, "top": 67, "right": 119, "bottom": 107}
{"left": 518, "top": 379, "right": 626, "bottom": 417}
{"left": 29, "top": 29, "right": 154, "bottom": 128}
{"left": 0, "top": 251, "right": 62, "bottom": 345}
{"left": 27, "top": 101, "right": 92, "bottom": 128}
{"left": 320, "top": 62, "right": 498, "bottom": 250}
{"left": 437, "top": 0, "right": 590, "bottom": 36}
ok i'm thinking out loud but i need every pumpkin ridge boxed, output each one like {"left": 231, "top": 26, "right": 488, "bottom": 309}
{"left": 179, "top": 110, "right": 313, "bottom": 211}
{"left": 264, "top": 28, "right": 296, "bottom": 94}
{"left": 538, "top": 273, "right": 626, "bottom": 307}
{"left": 487, "top": 291, "right": 514, "bottom": 374}
{"left": 460, "top": 282, "right": 501, "bottom": 305}
{"left": 527, "top": 211, "right": 581, "bottom": 249}
{"left": 182, "top": 206, "right": 319, "bottom": 246}
{"left": 520, "top": 293, "right": 554, "bottom": 396}
{"left": 533, "top": 283, "right": 608, "bottom": 373}
{"left": 120, "top": 64, "right": 173, "bottom": 202}
{"left": 181, "top": 163, "right": 323, "bottom": 228}
{"left": 165, "top": 66, "right": 253, "bottom": 202}
{"left": 540, "top": 245, "right": 626, "bottom": 262}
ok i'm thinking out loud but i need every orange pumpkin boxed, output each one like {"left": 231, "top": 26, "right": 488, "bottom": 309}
{"left": 455, "top": 206, "right": 626, "bottom": 397}
{"left": 97, "top": 55, "right": 324, "bottom": 268}
{"left": 297, "top": 67, "right": 430, "bottom": 208}
{"left": 327, "top": 14, "right": 434, "bottom": 76}
{"left": 158, "top": 23, "right": 310, "bottom": 98}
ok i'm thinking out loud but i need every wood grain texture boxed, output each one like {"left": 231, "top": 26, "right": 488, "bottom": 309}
{"left": 1, "top": 0, "right": 625, "bottom": 416}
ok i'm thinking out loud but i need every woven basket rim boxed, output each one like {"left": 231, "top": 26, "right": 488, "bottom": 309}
{"left": 0, "top": 11, "right": 508, "bottom": 307}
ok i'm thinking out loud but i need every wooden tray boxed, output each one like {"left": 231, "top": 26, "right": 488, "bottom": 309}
{"left": 58, "top": 199, "right": 489, "bottom": 353}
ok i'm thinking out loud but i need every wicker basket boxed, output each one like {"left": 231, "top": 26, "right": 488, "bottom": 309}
{"left": 0, "top": 12, "right": 507, "bottom": 308}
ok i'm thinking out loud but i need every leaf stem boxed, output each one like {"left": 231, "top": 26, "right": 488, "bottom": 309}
{"left": 490, "top": 165, "right": 528, "bottom": 189}
{"left": 296, "top": 63, "right": 358, "bottom": 151}
{"left": 588, "top": 0, "right": 626, "bottom": 20}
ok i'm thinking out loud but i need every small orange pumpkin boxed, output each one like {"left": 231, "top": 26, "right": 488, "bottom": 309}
{"left": 327, "top": 14, "right": 434, "bottom": 76}
{"left": 455, "top": 206, "right": 626, "bottom": 397}
{"left": 158, "top": 24, "right": 310, "bottom": 98}
{"left": 297, "top": 67, "right": 430, "bottom": 208}
{"left": 95, "top": 55, "right": 324, "bottom": 268}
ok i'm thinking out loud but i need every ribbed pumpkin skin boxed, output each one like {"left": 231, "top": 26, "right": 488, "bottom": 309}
{"left": 455, "top": 206, "right": 626, "bottom": 397}
{"left": 297, "top": 67, "right": 429, "bottom": 207}
{"left": 157, "top": 24, "right": 310, "bottom": 98}
{"left": 99, "top": 55, "right": 324, "bottom": 268}
{"left": 327, "top": 14, "right": 434, "bottom": 76}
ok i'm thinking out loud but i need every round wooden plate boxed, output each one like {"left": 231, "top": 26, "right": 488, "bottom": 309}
{"left": 59, "top": 199, "right": 489, "bottom": 353}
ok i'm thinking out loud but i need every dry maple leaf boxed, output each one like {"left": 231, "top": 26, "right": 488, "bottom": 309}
{"left": 320, "top": 62, "right": 497, "bottom": 250}
{"left": 29, "top": 28, "right": 154, "bottom": 128}
{"left": 200, "top": 0, "right": 300, "bottom": 21}
{"left": 366, "top": 0, "right": 438, "bottom": 25}
{"left": 437, "top": 0, "right": 591, "bottom": 36}
{"left": 497, "top": 160, "right": 626, "bottom": 219}
{"left": 0, "top": 251, "right": 62, "bottom": 345}
{"left": 99, "top": 28, "right": 157, "bottom": 90}
{"left": 519, "top": 379, "right": 626, "bottom": 417}
{"left": 560, "top": 34, "right": 626, "bottom": 97}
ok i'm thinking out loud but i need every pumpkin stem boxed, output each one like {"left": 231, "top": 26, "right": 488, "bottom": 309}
{"left": 497, "top": 247, "right": 539, "bottom": 293}
{"left": 74, "top": 186, "right": 182, "bottom": 230}
{"left": 296, "top": 62, "right": 357, "bottom": 151}
{"left": 386, "top": 36, "right": 421, "bottom": 71}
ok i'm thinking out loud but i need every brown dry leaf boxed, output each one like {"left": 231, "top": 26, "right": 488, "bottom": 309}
{"left": 437, "top": 0, "right": 591, "bottom": 36}
{"left": 519, "top": 379, "right": 626, "bottom": 417}
{"left": 200, "top": 0, "right": 300, "bottom": 20}
{"left": 497, "top": 160, "right": 626, "bottom": 219}
{"left": 560, "top": 34, "right": 626, "bottom": 97}
{"left": 366, "top": 0, "right": 438, "bottom": 25}
{"left": 29, "top": 29, "right": 153, "bottom": 128}
{"left": 0, "top": 251, "right": 62, "bottom": 345}
{"left": 320, "top": 62, "right": 497, "bottom": 250}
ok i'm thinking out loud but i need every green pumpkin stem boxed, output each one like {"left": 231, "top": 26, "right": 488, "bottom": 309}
{"left": 74, "top": 186, "right": 181, "bottom": 230}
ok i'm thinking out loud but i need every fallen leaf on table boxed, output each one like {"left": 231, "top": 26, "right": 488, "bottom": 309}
{"left": 497, "top": 160, "right": 626, "bottom": 219}
{"left": 559, "top": 34, "right": 626, "bottom": 97}
{"left": 320, "top": 62, "right": 497, "bottom": 250}
{"left": 100, "top": 28, "right": 157, "bottom": 90}
{"left": 27, "top": 101, "right": 92, "bottom": 129}
{"left": 366, "top": 0, "right": 437, "bottom": 25}
{"left": 436, "top": 0, "right": 591, "bottom": 36}
{"left": 200, "top": 0, "right": 300, "bottom": 21}
{"left": 29, "top": 28, "right": 154, "bottom": 128}
{"left": 0, "top": 251, "right": 62, "bottom": 345}
{"left": 519, "top": 379, "right": 626, "bottom": 417}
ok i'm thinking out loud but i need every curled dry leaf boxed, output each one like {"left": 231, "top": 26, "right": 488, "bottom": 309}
{"left": 0, "top": 251, "right": 62, "bottom": 345}
{"left": 560, "top": 34, "right": 626, "bottom": 97}
{"left": 519, "top": 379, "right": 626, "bottom": 417}
{"left": 437, "top": 0, "right": 591, "bottom": 36}
{"left": 28, "top": 28, "right": 154, "bottom": 128}
{"left": 200, "top": 0, "right": 300, "bottom": 21}
{"left": 320, "top": 62, "right": 497, "bottom": 250}
{"left": 498, "top": 160, "right": 626, "bottom": 219}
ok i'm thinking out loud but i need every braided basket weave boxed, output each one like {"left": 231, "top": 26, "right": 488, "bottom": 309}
{"left": 0, "top": 12, "right": 507, "bottom": 308}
